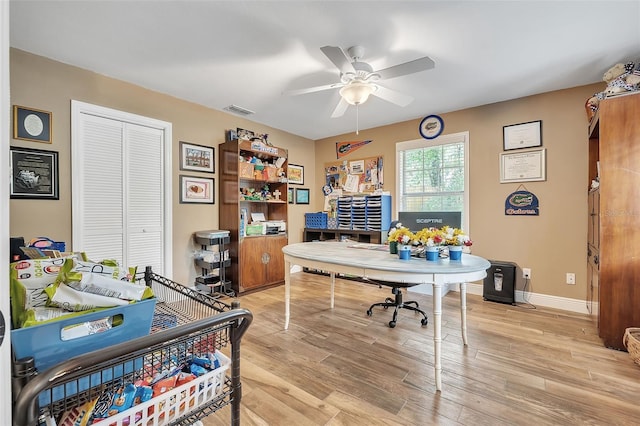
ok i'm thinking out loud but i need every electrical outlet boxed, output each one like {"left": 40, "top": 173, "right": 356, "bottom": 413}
{"left": 566, "top": 273, "right": 576, "bottom": 285}
{"left": 523, "top": 268, "right": 531, "bottom": 279}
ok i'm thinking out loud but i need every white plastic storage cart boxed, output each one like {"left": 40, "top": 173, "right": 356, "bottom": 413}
{"left": 193, "top": 230, "right": 233, "bottom": 297}
{"left": 12, "top": 267, "right": 252, "bottom": 426}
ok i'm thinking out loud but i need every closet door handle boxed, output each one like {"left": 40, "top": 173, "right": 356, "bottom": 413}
{"left": 261, "top": 253, "right": 270, "bottom": 264}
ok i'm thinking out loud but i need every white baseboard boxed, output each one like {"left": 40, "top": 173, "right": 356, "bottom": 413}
{"left": 452, "top": 282, "right": 592, "bottom": 315}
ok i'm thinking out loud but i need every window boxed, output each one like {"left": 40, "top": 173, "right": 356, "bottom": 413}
{"left": 396, "top": 132, "right": 469, "bottom": 230}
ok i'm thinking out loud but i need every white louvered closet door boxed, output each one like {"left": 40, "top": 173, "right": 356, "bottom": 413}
{"left": 125, "top": 124, "right": 164, "bottom": 273}
{"left": 73, "top": 112, "right": 165, "bottom": 274}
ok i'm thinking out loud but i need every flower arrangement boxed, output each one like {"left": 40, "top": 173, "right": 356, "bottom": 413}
{"left": 387, "top": 222, "right": 415, "bottom": 245}
{"left": 440, "top": 225, "right": 473, "bottom": 247}
{"left": 414, "top": 227, "right": 445, "bottom": 247}
{"left": 413, "top": 226, "right": 472, "bottom": 247}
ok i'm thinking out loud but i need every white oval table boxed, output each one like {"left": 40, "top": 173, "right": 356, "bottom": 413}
{"left": 282, "top": 241, "right": 491, "bottom": 392}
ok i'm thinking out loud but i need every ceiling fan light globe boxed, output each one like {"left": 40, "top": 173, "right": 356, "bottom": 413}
{"left": 340, "top": 82, "right": 374, "bottom": 105}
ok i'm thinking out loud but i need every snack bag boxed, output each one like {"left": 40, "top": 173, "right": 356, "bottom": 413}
{"left": 20, "top": 306, "right": 108, "bottom": 328}
{"left": 45, "top": 282, "right": 130, "bottom": 312}
{"left": 57, "top": 398, "right": 98, "bottom": 426}
{"left": 66, "top": 272, "right": 149, "bottom": 301}
{"left": 10, "top": 258, "right": 68, "bottom": 327}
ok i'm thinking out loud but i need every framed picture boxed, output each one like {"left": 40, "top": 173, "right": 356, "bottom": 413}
{"left": 180, "top": 141, "right": 214, "bottom": 173}
{"left": 288, "top": 164, "right": 304, "bottom": 185}
{"left": 288, "top": 187, "right": 294, "bottom": 204}
{"left": 500, "top": 149, "right": 546, "bottom": 183}
{"left": 295, "top": 188, "right": 309, "bottom": 204}
{"left": 13, "top": 105, "right": 52, "bottom": 143}
{"left": 10, "top": 146, "right": 59, "bottom": 199}
{"left": 503, "top": 120, "right": 542, "bottom": 151}
{"left": 180, "top": 175, "right": 214, "bottom": 204}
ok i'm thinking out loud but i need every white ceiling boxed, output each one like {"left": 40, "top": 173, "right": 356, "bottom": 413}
{"left": 9, "top": 1, "right": 640, "bottom": 140}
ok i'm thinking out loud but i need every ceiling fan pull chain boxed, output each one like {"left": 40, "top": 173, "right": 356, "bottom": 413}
{"left": 356, "top": 103, "right": 360, "bottom": 135}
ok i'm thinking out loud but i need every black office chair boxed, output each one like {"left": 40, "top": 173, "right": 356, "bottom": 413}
{"left": 366, "top": 281, "right": 429, "bottom": 328}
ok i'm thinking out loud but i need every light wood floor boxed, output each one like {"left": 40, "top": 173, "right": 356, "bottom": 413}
{"left": 203, "top": 272, "right": 640, "bottom": 425}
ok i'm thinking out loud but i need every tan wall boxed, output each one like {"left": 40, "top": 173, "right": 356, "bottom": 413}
{"left": 315, "top": 83, "right": 603, "bottom": 300}
{"left": 10, "top": 48, "right": 603, "bottom": 301}
{"left": 9, "top": 49, "right": 313, "bottom": 285}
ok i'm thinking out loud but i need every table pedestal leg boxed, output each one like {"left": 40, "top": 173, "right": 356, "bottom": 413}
{"left": 284, "top": 260, "right": 291, "bottom": 330}
{"left": 433, "top": 282, "right": 442, "bottom": 392}
{"left": 460, "top": 282, "right": 468, "bottom": 345}
{"left": 330, "top": 272, "right": 335, "bottom": 309}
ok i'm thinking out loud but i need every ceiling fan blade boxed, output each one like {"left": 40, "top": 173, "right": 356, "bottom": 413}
{"left": 372, "top": 84, "right": 414, "bottom": 107}
{"left": 374, "top": 56, "right": 435, "bottom": 80}
{"left": 331, "top": 97, "right": 350, "bottom": 118}
{"left": 321, "top": 45, "right": 356, "bottom": 74}
{"left": 283, "top": 82, "right": 344, "bottom": 96}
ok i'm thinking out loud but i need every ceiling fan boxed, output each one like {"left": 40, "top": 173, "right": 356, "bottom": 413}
{"left": 285, "top": 45, "right": 435, "bottom": 118}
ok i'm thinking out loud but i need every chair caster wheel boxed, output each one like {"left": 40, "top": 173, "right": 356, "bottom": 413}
{"left": 388, "top": 321, "right": 396, "bottom": 328}
{"left": 421, "top": 318, "right": 428, "bottom": 326}
{"left": 366, "top": 309, "right": 372, "bottom": 316}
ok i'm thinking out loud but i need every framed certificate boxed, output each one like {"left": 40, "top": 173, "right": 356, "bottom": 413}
{"left": 503, "top": 120, "right": 542, "bottom": 151}
{"left": 500, "top": 149, "right": 546, "bottom": 183}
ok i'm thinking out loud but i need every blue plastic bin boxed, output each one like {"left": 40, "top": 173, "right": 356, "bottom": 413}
{"left": 12, "top": 298, "right": 156, "bottom": 372}
{"left": 305, "top": 212, "right": 328, "bottom": 229}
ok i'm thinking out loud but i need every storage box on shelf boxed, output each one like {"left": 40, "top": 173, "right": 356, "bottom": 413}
{"left": 219, "top": 139, "right": 289, "bottom": 294}
{"left": 305, "top": 212, "right": 328, "bottom": 229}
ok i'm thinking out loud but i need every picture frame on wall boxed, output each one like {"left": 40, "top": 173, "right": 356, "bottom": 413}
{"left": 503, "top": 120, "right": 542, "bottom": 151}
{"left": 13, "top": 105, "right": 52, "bottom": 143}
{"left": 295, "top": 188, "right": 309, "bottom": 204}
{"left": 288, "top": 164, "right": 304, "bottom": 185}
{"left": 288, "top": 187, "right": 294, "bottom": 204}
{"left": 180, "top": 175, "right": 215, "bottom": 204}
{"left": 10, "top": 146, "right": 59, "bottom": 199}
{"left": 180, "top": 141, "right": 214, "bottom": 173}
{"left": 499, "top": 148, "right": 546, "bottom": 183}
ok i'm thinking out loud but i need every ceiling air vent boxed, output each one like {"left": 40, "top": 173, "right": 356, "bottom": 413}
{"left": 224, "top": 104, "right": 255, "bottom": 116}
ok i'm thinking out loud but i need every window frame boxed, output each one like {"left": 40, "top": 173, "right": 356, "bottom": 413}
{"left": 395, "top": 131, "right": 470, "bottom": 232}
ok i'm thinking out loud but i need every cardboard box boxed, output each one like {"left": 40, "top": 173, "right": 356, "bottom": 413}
{"left": 239, "top": 162, "right": 254, "bottom": 179}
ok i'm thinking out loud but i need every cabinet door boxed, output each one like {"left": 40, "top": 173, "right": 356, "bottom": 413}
{"left": 239, "top": 237, "right": 266, "bottom": 291}
{"left": 265, "top": 236, "right": 287, "bottom": 285}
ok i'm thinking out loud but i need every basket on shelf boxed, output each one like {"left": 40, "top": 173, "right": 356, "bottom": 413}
{"left": 623, "top": 327, "right": 640, "bottom": 366}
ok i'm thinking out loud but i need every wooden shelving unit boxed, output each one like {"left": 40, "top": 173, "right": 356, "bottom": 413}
{"left": 588, "top": 92, "right": 640, "bottom": 350}
{"left": 219, "top": 139, "right": 288, "bottom": 294}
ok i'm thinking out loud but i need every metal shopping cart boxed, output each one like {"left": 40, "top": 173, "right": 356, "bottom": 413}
{"left": 13, "top": 266, "right": 253, "bottom": 426}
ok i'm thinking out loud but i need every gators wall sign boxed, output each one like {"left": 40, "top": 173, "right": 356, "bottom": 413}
{"left": 505, "top": 190, "right": 539, "bottom": 216}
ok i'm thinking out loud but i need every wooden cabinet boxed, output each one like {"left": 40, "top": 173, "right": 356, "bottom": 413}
{"left": 238, "top": 235, "right": 287, "bottom": 291}
{"left": 219, "top": 139, "right": 288, "bottom": 294}
{"left": 589, "top": 92, "right": 640, "bottom": 350}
